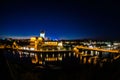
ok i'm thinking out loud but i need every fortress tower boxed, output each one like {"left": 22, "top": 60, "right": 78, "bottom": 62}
{"left": 40, "top": 30, "right": 45, "bottom": 38}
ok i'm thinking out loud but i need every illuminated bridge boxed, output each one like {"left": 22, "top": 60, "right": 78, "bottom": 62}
{"left": 74, "top": 46, "right": 120, "bottom": 53}
{"left": 12, "top": 48, "right": 74, "bottom": 65}
{"left": 72, "top": 46, "right": 120, "bottom": 65}
{"left": 17, "top": 48, "right": 72, "bottom": 53}
{"left": 1, "top": 45, "right": 120, "bottom": 66}
{"left": 12, "top": 46, "right": 120, "bottom": 66}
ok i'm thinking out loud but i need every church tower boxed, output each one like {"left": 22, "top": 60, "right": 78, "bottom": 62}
{"left": 40, "top": 30, "right": 45, "bottom": 38}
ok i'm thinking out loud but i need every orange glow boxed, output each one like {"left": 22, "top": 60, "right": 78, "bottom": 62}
{"left": 73, "top": 47, "right": 79, "bottom": 54}
{"left": 44, "top": 42, "right": 58, "bottom": 46}
{"left": 93, "top": 58, "right": 97, "bottom": 64}
{"left": 80, "top": 56, "right": 82, "bottom": 60}
{"left": 39, "top": 61, "right": 43, "bottom": 64}
{"left": 45, "top": 57, "right": 57, "bottom": 61}
{"left": 58, "top": 57, "right": 62, "bottom": 61}
{"left": 32, "top": 54, "right": 38, "bottom": 64}
{"left": 75, "top": 46, "right": 119, "bottom": 53}
{"left": 30, "top": 37, "right": 36, "bottom": 41}
{"left": 38, "top": 37, "right": 43, "bottom": 41}
{"left": 88, "top": 58, "right": 91, "bottom": 64}
{"left": 83, "top": 57, "right": 86, "bottom": 64}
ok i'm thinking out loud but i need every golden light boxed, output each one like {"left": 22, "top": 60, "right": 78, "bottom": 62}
{"left": 38, "top": 37, "right": 43, "bottom": 41}
{"left": 39, "top": 61, "right": 43, "bottom": 64}
{"left": 32, "top": 54, "right": 38, "bottom": 64}
{"left": 88, "top": 58, "right": 91, "bottom": 64}
{"left": 44, "top": 41, "right": 58, "bottom": 46}
{"left": 58, "top": 57, "right": 62, "bottom": 61}
{"left": 45, "top": 58, "right": 57, "bottom": 61}
{"left": 58, "top": 42, "right": 63, "bottom": 47}
{"left": 83, "top": 57, "right": 87, "bottom": 64}
{"left": 30, "top": 37, "right": 36, "bottom": 41}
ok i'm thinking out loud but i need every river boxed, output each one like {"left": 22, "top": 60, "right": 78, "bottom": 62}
{"left": 1, "top": 48, "right": 120, "bottom": 80}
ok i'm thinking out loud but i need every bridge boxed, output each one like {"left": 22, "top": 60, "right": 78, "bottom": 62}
{"left": 74, "top": 46, "right": 120, "bottom": 53}
{"left": 16, "top": 48, "right": 73, "bottom": 53}
{"left": 72, "top": 46, "right": 120, "bottom": 65}
{"left": 1, "top": 44, "right": 120, "bottom": 53}
{"left": 1, "top": 44, "right": 120, "bottom": 66}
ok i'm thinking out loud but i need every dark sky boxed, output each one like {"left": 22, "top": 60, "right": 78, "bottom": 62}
{"left": 1, "top": 0, "right": 120, "bottom": 40}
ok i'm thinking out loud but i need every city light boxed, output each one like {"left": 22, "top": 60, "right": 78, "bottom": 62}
{"left": 1, "top": 1, "right": 119, "bottom": 80}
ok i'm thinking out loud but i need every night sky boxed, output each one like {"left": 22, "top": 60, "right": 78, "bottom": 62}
{"left": 1, "top": 0, "right": 120, "bottom": 40}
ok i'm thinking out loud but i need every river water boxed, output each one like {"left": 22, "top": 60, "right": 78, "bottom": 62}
{"left": 2, "top": 49, "right": 120, "bottom": 80}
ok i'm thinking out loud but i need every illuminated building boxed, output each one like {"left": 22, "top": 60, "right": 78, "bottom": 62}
{"left": 40, "top": 31, "right": 45, "bottom": 39}
{"left": 44, "top": 41, "right": 58, "bottom": 46}
{"left": 29, "top": 31, "right": 64, "bottom": 50}
{"left": 30, "top": 37, "right": 43, "bottom": 50}
{"left": 30, "top": 37, "right": 37, "bottom": 50}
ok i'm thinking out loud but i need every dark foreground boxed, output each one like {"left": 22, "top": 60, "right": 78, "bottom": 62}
{"left": 0, "top": 49, "right": 120, "bottom": 80}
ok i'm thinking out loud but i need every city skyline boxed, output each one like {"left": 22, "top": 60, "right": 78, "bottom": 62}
{"left": 1, "top": 0, "right": 120, "bottom": 40}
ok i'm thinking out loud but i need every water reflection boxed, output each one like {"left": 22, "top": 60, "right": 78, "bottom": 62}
{"left": 3, "top": 48, "right": 120, "bottom": 80}
{"left": 8, "top": 49, "right": 120, "bottom": 68}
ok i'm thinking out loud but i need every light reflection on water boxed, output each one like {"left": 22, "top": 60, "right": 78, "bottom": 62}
{"left": 3, "top": 49, "right": 120, "bottom": 80}
{"left": 7, "top": 49, "right": 118, "bottom": 68}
